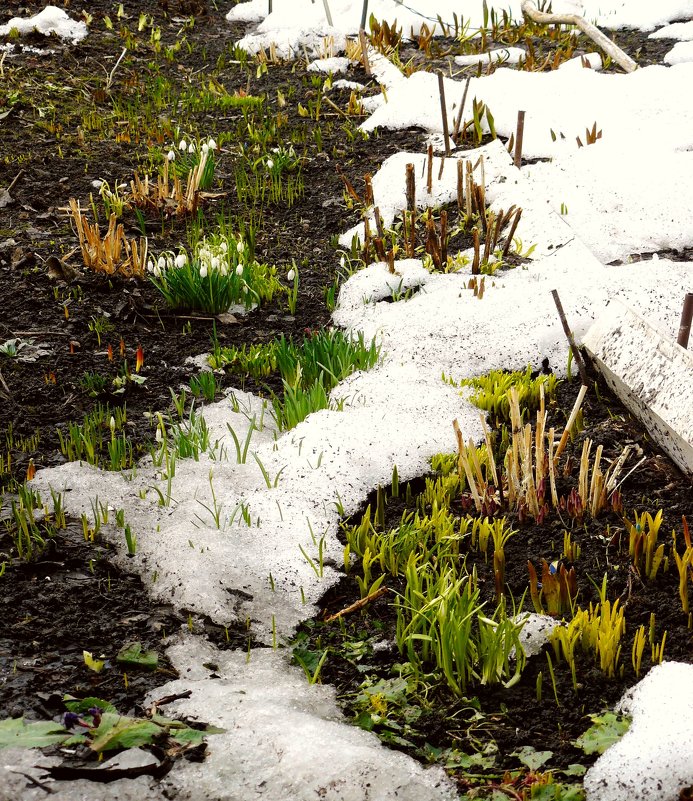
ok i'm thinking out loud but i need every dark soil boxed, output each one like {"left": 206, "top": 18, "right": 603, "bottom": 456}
{"left": 0, "top": 0, "right": 690, "bottom": 792}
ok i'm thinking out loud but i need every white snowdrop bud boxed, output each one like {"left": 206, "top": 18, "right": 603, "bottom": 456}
{"left": 287, "top": 268, "right": 295, "bottom": 281}
{"left": 157, "top": 256, "right": 166, "bottom": 271}
{"left": 147, "top": 259, "right": 155, "bottom": 273}
{"left": 236, "top": 240, "right": 244, "bottom": 254}
{"left": 208, "top": 138, "right": 217, "bottom": 150}
{"left": 167, "top": 150, "right": 176, "bottom": 161}
{"left": 236, "top": 264, "right": 244, "bottom": 276}
{"left": 179, "top": 139, "right": 187, "bottom": 152}
{"left": 267, "top": 158, "right": 274, "bottom": 169}
{"left": 175, "top": 253, "right": 187, "bottom": 269}
{"left": 109, "top": 416, "right": 116, "bottom": 433}
{"left": 155, "top": 427, "right": 163, "bottom": 443}
{"left": 200, "top": 264, "right": 208, "bottom": 279}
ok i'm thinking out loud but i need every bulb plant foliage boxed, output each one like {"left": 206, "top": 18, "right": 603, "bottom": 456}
{"left": 148, "top": 232, "right": 282, "bottom": 314}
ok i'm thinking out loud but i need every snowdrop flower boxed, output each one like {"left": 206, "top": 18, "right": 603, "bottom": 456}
{"left": 208, "top": 138, "right": 217, "bottom": 151}
{"left": 179, "top": 139, "right": 187, "bottom": 152}
{"left": 155, "top": 427, "right": 163, "bottom": 443}
{"left": 153, "top": 265, "right": 162, "bottom": 278}
{"left": 201, "top": 142, "right": 209, "bottom": 154}
{"left": 267, "top": 158, "right": 274, "bottom": 169}
{"left": 211, "top": 256, "right": 220, "bottom": 270}
{"left": 147, "top": 259, "right": 155, "bottom": 273}
{"left": 200, "top": 264, "right": 208, "bottom": 279}
{"left": 219, "top": 241, "right": 228, "bottom": 253}
{"left": 220, "top": 263, "right": 228, "bottom": 276}
{"left": 175, "top": 253, "right": 187, "bottom": 269}
{"left": 157, "top": 256, "right": 166, "bottom": 271}
{"left": 167, "top": 150, "right": 176, "bottom": 162}
{"left": 287, "top": 268, "right": 296, "bottom": 281}
{"left": 188, "top": 142, "right": 196, "bottom": 154}
{"left": 236, "top": 240, "right": 244, "bottom": 254}
{"left": 339, "top": 254, "right": 345, "bottom": 268}
{"left": 236, "top": 264, "right": 244, "bottom": 276}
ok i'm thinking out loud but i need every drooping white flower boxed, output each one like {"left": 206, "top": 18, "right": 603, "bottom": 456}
{"left": 200, "top": 264, "right": 208, "bottom": 279}
{"left": 157, "top": 256, "right": 166, "bottom": 271}
{"left": 201, "top": 142, "right": 209, "bottom": 154}
{"left": 188, "top": 141, "right": 196, "bottom": 154}
{"left": 175, "top": 253, "right": 187, "bottom": 269}
{"left": 235, "top": 264, "right": 244, "bottom": 276}
{"left": 167, "top": 150, "right": 176, "bottom": 161}
{"left": 147, "top": 259, "right": 155, "bottom": 273}
{"left": 208, "top": 138, "right": 217, "bottom": 150}
{"left": 287, "top": 268, "right": 296, "bottom": 281}
{"left": 219, "top": 241, "right": 228, "bottom": 254}
{"left": 267, "top": 158, "right": 274, "bottom": 169}
{"left": 211, "top": 256, "right": 220, "bottom": 270}
{"left": 153, "top": 265, "right": 162, "bottom": 279}
{"left": 236, "top": 240, "right": 244, "bottom": 254}
{"left": 179, "top": 139, "right": 187, "bottom": 152}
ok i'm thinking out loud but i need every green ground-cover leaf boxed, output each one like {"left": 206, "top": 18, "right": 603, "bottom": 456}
{"left": 116, "top": 641, "right": 159, "bottom": 670}
{"left": 573, "top": 712, "right": 630, "bottom": 755}
{"left": 0, "top": 717, "right": 69, "bottom": 749}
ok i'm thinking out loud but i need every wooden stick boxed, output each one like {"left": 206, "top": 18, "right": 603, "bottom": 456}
{"left": 405, "top": 163, "right": 415, "bottom": 213}
{"left": 677, "top": 292, "right": 693, "bottom": 348}
{"left": 514, "top": 110, "right": 526, "bottom": 169}
{"left": 437, "top": 71, "right": 451, "bottom": 155}
{"left": 426, "top": 143, "right": 433, "bottom": 194}
{"left": 501, "top": 207, "right": 523, "bottom": 258}
{"left": 324, "top": 586, "right": 388, "bottom": 623}
{"left": 452, "top": 76, "right": 471, "bottom": 142}
{"left": 551, "top": 289, "right": 588, "bottom": 385}
{"left": 321, "top": 0, "right": 334, "bottom": 26}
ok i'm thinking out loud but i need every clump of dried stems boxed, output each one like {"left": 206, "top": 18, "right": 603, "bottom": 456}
{"left": 454, "top": 384, "right": 632, "bottom": 524}
{"left": 68, "top": 198, "right": 147, "bottom": 277}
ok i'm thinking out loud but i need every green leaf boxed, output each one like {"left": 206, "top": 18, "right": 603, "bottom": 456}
{"left": 0, "top": 717, "right": 69, "bottom": 749}
{"left": 88, "top": 713, "right": 161, "bottom": 753}
{"left": 63, "top": 696, "right": 117, "bottom": 714}
{"left": 573, "top": 712, "right": 630, "bottom": 755}
{"left": 531, "top": 783, "right": 585, "bottom": 801}
{"left": 561, "top": 764, "right": 587, "bottom": 777}
{"left": 514, "top": 744, "right": 553, "bottom": 771}
{"left": 116, "top": 642, "right": 159, "bottom": 670}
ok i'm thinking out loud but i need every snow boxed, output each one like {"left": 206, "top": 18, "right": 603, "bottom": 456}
{"left": 4, "top": 1, "right": 693, "bottom": 799}
{"left": 664, "top": 40, "right": 693, "bottom": 62}
{"left": 0, "top": 6, "right": 87, "bottom": 44}
{"left": 585, "top": 663, "right": 693, "bottom": 801}
{"left": 650, "top": 20, "right": 693, "bottom": 39}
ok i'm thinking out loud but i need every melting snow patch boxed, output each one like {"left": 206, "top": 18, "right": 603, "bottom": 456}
{"left": 0, "top": 6, "right": 87, "bottom": 44}
{"left": 650, "top": 20, "right": 693, "bottom": 39}
{"left": 308, "top": 56, "right": 350, "bottom": 73}
{"left": 664, "top": 40, "right": 693, "bottom": 63}
{"left": 140, "top": 637, "right": 459, "bottom": 801}
{"left": 584, "top": 662, "right": 693, "bottom": 801}
{"left": 454, "top": 47, "right": 526, "bottom": 67}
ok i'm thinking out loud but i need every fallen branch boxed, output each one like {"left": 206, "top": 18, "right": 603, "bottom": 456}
{"left": 324, "top": 586, "right": 388, "bottom": 622}
{"left": 521, "top": 1, "right": 637, "bottom": 73}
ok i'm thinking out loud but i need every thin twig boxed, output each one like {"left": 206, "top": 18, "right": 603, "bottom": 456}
{"left": 324, "top": 586, "right": 388, "bottom": 622}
